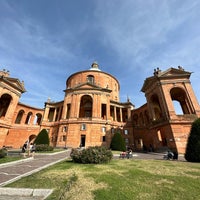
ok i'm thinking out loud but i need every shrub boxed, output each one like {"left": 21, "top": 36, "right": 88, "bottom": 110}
{"left": 35, "top": 144, "right": 54, "bottom": 152}
{"left": 70, "top": 146, "right": 113, "bottom": 164}
{"left": 110, "top": 132, "right": 126, "bottom": 151}
{"left": 185, "top": 118, "right": 200, "bottom": 162}
{"left": 0, "top": 148, "right": 7, "bottom": 158}
{"left": 34, "top": 129, "right": 50, "bottom": 145}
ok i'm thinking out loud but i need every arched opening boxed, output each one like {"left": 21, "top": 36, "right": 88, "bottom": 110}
{"left": 34, "top": 113, "right": 42, "bottom": 125}
{"left": 0, "top": 94, "right": 12, "bottom": 118}
{"left": 170, "top": 87, "right": 190, "bottom": 114}
{"left": 25, "top": 112, "right": 33, "bottom": 124}
{"left": 79, "top": 95, "right": 93, "bottom": 118}
{"left": 151, "top": 94, "right": 162, "bottom": 120}
{"left": 172, "top": 100, "right": 183, "bottom": 115}
{"left": 15, "top": 110, "right": 25, "bottom": 124}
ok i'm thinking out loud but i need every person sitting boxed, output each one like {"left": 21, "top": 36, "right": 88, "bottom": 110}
{"left": 127, "top": 149, "right": 133, "bottom": 159}
{"left": 120, "top": 151, "right": 127, "bottom": 158}
{"left": 167, "top": 150, "right": 174, "bottom": 160}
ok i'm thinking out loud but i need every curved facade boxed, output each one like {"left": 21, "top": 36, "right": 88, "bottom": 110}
{"left": 0, "top": 64, "right": 200, "bottom": 154}
{"left": 42, "top": 62, "right": 134, "bottom": 148}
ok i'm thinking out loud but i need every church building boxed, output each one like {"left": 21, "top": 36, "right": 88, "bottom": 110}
{"left": 0, "top": 63, "right": 199, "bottom": 154}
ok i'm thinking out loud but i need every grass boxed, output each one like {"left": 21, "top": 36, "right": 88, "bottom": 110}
{"left": 6, "top": 159, "right": 200, "bottom": 200}
{"left": 0, "top": 156, "right": 22, "bottom": 164}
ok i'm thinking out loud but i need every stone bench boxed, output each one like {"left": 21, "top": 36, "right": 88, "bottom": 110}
{"left": 7, "top": 150, "right": 22, "bottom": 157}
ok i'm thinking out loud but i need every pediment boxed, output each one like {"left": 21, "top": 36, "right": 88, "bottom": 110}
{"left": 74, "top": 82, "right": 102, "bottom": 89}
{"left": 66, "top": 82, "right": 112, "bottom": 93}
{"left": 1, "top": 77, "right": 26, "bottom": 93}
{"left": 157, "top": 67, "right": 191, "bottom": 78}
{"left": 141, "top": 67, "right": 191, "bottom": 92}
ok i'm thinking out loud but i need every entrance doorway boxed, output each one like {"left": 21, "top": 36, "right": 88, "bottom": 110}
{"left": 80, "top": 135, "right": 86, "bottom": 147}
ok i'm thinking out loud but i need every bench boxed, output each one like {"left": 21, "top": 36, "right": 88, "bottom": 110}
{"left": 7, "top": 150, "right": 22, "bottom": 157}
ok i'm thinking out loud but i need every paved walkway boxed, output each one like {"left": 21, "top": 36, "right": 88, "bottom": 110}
{"left": 0, "top": 149, "right": 71, "bottom": 199}
{"left": 115, "top": 151, "right": 186, "bottom": 161}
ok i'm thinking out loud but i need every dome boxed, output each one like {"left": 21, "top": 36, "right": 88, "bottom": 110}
{"left": 89, "top": 62, "right": 101, "bottom": 71}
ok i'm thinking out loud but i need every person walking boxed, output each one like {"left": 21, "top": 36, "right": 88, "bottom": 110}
{"left": 30, "top": 143, "right": 36, "bottom": 158}
{"left": 22, "top": 141, "right": 28, "bottom": 158}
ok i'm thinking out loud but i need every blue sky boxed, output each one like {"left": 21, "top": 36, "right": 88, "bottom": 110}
{"left": 0, "top": 0, "right": 200, "bottom": 109}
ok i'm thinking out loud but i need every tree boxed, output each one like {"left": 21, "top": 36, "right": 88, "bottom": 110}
{"left": 185, "top": 118, "right": 200, "bottom": 162}
{"left": 110, "top": 132, "right": 126, "bottom": 151}
{"left": 34, "top": 129, "right": 50, "bottom": 145}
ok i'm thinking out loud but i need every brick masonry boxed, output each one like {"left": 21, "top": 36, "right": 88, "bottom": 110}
{"left": 0, "top": 64, "right": 200, "bottom": 154}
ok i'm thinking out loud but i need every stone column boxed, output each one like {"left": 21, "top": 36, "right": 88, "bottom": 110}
{"left": 61, "top": 102, "right": 67, "bottom": 119}
{"left": 70, "top": 94, "right": 76, "bottom": 118}
{"left": 53, "top": 108, "right": 57, "bottom": 121}
{"left": 97, "top": 94, "right": 101, "bottom": 118}
{"left": 106, "top": 95, "right": 110, "bottom": 120}
{"left": 75, "top": 95, "right": 80, "bottom": 118}
{"left": 29, "top": 113, "right": 35, "bottom": 125}
{"left": 43, "top": 106, "right": 50, "bottom": 121}
{"left": 120, "top": 107, "right": 123, "bottom": 122}
{"left": 114, "top": 106, "right": 117, "bottom": 121}
{"left": 92, "top": 94, "right": 97, "bottom": 118}
{"left": 127, "top": 107, "right": 131, "bottom": 121}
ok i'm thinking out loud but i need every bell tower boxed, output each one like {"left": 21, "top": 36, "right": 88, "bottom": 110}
{"left": 141, "top": 66, "right": 200, "bottom": 153}
{"left": 0, "top": 69, "right": 26, "bottom": 147}
{"left": 142, "top": 66, "right": 200, "bottom": 122}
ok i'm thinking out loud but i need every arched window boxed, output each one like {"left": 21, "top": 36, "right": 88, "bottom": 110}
{"left": 79, "top": 95, "right": 93, "bottom": 118}
{"left": 33, "top": 113, "right": 42, "bottom": 125}
{"left": 0, "top": 94, "right": 12, "bottom": 118}
{"left": 15, "top": 110, "right": 24, "bottom": 124}
{"left": 25, "top": 112, "right": 33, "bottom": 124}
{"left": 170, "top": 87, "right": 190, "bottom": 114}
{"left": 87, "top": 75, "right": 94, "bottom": 84}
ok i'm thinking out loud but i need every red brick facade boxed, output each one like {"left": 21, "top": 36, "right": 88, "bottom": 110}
{"left": 0, "top": 64, "right": 199, "bottom": 153}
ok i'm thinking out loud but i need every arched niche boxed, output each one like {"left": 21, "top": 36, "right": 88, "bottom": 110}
{"left": 79, "top": 95, "right": 93, "bottom": 118}
{"left": 15, "top": 110, "right": 25, "bottom": 124}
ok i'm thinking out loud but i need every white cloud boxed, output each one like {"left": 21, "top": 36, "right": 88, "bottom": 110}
{"left": 0, "top": 0, "right": 200, "bottom": 107}
{"left": 94, "top": 0, "right": 200, "bottom": 66}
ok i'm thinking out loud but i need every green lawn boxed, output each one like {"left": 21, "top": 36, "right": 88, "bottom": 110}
{"left": 0, "top": 156, "right": 22, "bottom": 164}
{"left": 6, "top": 159, "right": 200, "bottom": 200}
